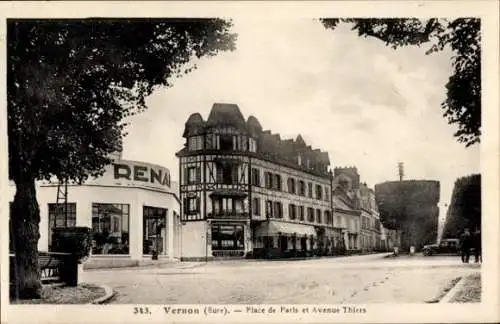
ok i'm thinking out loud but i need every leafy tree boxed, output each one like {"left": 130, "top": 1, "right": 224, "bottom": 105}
{"left": 375, "top": 180, "right": 440, "bottom": 251}
{"left": 320, "top": 18, "right": 480, "bottom": 147}
{"left": 8, "top": 18, "right": 236, "bottom": 298}
{"left": 442, "top": 174, "right": 481, "bottom": 239}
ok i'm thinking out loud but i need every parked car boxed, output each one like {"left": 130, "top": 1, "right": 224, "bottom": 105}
{"left": 422, "top": 238, "right": 460, "bottom": 256}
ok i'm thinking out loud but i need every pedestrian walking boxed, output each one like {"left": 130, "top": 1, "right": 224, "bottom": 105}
{"left": 459, "top": 228, "right": 472, "bottom": 263}
{"left": 473, "top": 227, "right": 482, "bottom": 263}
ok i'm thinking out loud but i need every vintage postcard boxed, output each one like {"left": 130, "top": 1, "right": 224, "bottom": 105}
{"left": 1, "top": 1, "right": 499, "bottom": 323}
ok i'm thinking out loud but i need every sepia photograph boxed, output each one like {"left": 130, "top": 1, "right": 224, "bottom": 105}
{"left": 1, "top": 1, "right": 499, "bottom": 323}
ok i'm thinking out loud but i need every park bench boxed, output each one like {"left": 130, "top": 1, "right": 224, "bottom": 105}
{"left": 9, "top": 251, "right": 76, "bottom": 285}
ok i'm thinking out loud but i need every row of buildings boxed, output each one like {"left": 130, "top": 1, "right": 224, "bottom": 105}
{"left": 176, "top": 103, "right": 399, "bottom": 260}
{"left": 8, "top": 103, "right": 400, "bottom": 266}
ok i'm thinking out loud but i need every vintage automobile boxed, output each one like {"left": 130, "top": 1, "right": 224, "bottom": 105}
{"left": 422, "top": 238, "right": 460, "bottom": 256}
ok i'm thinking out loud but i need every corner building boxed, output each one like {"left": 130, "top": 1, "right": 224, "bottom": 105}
{"left": 177, "top": 103, "right": 334, "bottom": 260}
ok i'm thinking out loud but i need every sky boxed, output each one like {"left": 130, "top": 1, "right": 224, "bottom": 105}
{"left": 122, "top": 18, "right": 480, "bottom": 224}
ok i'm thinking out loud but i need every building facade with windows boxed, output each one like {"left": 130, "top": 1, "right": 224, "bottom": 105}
{"left": 9, "top": 153, "right": 181, "bottom": 268}
{"left": 359, "top": 183, "right": 382, "bottom": 251}
{"left": 331, "top": 167, "right": 361, "bottom": 251}
{"left": 177, "top": 103, "right": 335, "bottom": 260}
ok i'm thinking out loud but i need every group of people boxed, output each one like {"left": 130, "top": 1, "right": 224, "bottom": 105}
{"left": 459, "top": 227, "right": 481, "bottom": 263}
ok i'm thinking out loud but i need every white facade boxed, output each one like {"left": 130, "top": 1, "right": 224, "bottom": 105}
{"left": 9, "top": 159, "right": 181, "bottom": 265}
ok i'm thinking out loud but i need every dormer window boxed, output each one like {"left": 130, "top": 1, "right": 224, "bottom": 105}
{"left": 188, "top": 136, "right": 203, "bottom": 151}
{"left": 219, "top": 134, "right": 233, "bottom": 151}
{"left": 249, "top": 138, "right": 257, "bottom": 152}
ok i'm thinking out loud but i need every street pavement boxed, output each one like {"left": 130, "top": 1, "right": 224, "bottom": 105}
{"left": 81, "top": 253, "right": 480, "bottom": 304}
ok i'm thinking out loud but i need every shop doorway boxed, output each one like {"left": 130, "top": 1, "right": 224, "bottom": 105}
{"left": 279, "top": 235, "right": 288, "bottom": 253}
{"left": 143, "top": 206, "right": 167, "bottom": 256}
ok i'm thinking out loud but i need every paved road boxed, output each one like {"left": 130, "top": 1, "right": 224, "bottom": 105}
{"left": 81, "top": 254, "right": 480, "bottom": 304}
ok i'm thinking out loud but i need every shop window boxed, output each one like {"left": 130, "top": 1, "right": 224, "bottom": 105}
{"left": 251, "top": 168, "right": 261, "bottom": 186}
{"left": 211, "top": 224, "right": 244, "bottom": 250}
{"left": 143, "top": 206, "right": 167, "bottom": 255}
{"left": 252, "top": 198, "right": 261, "bottom": 216}
{"left": 307, "top": 207, "right": 314, "bottom": 222}
{"left": 287, "top": 178, "right": 296, "bottom": 194}
{"left": 91, "top": 203, "right": 129, "bottom": 255}
{"left": 48, "top": 203, "right": 77, "bottom": 249}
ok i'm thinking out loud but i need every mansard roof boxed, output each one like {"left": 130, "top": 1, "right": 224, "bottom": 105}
{"left": 180, "top": 102, "right": 332, "bottom": 176}
{"left": 206, "top": 103, "right": 247, "bottom": 128}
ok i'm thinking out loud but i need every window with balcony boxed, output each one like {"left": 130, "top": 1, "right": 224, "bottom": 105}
{"left": 307, "top": 207, "right": 314, "bottom": 222}
{"left": 251, "top": 168, "right": 260, "bottom": 186}
{"left": 212, "top": 197, "right": 244, "bottom": 217}
{"left": 287, "top": 178, "right": 296, "bottom": 194}
{"left": 216, "top": 164, "right": 238, "bottom": 185}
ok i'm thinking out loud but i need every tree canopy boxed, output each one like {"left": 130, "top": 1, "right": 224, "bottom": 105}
{"left": 320, "top": 18, "right": 481, "bottom": 147}
{"left": 8, "top": 18, "right": 236, "bottom": 184}
{"left": 442, "top": 174, "right": 481, "bottom": 239}
{"left": 7, "top": 18, "right": 236, "bottom": 299}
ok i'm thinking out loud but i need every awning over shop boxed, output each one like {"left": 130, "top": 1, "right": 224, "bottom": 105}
{"left": 256, "top": 221, "right": 316, "bottom": 237}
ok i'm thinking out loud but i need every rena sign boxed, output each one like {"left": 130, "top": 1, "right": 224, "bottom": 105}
{"left": 113, "top": 162, "right": 171, "bottom": 188}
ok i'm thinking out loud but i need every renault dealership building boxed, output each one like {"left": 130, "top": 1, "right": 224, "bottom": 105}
{"left": 9, "top": 154, "right": 181, "bottom": 268}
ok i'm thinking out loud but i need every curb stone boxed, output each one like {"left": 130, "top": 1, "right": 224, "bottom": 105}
{"left": 440, "top": 276, "right": 467, "bottom": 303}
{"left": 90, "top": 284, "right": 115, "bottom": 305}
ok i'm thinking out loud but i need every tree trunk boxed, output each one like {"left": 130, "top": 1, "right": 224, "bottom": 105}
{"left": 11, "top": 178, "right": 42, "bottom": 299}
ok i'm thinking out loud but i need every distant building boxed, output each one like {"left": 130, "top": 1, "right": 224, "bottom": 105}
{"left": 359, "top": 183, "right": 382, "bottom": 251}
{"left": 332, "top": 167, "right": 361, "bottom": 251}
{"left": 176, "top": 103, "right": 335, "bottom": 260}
